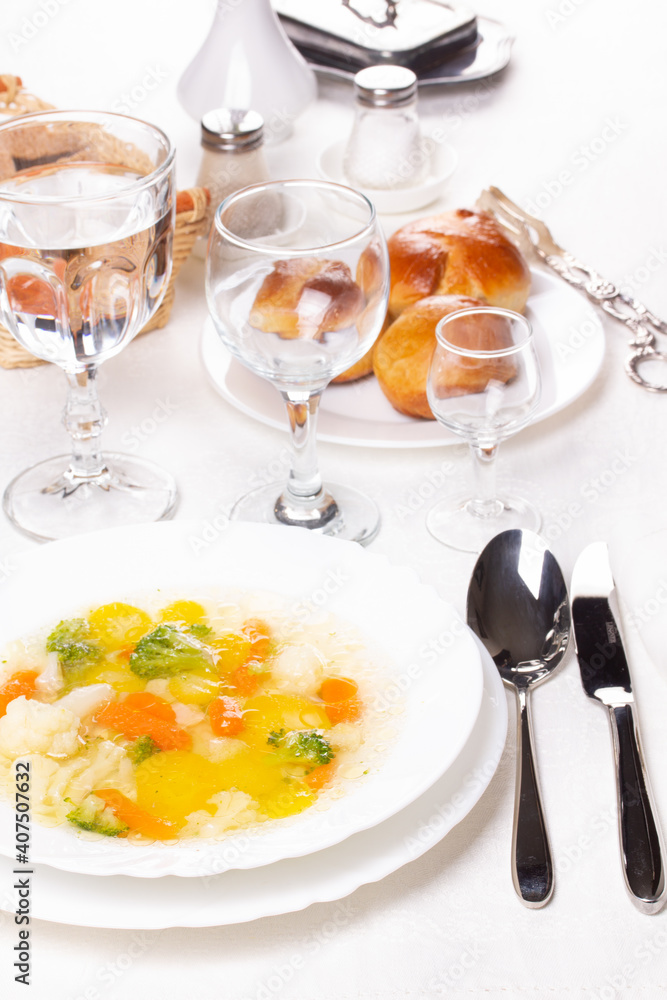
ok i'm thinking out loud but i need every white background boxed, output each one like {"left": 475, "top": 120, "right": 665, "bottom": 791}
{"left": 0, "top": 0, "right": 667, "bottom": 997}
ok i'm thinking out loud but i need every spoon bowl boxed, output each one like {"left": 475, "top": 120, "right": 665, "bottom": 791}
{"left": 466, "top": 528, "right": 571, "bottom": 907}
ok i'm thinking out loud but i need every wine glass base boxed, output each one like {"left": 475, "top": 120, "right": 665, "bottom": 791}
{"left": 426, "top": 492, "right": 541, "bottom": 553}
{"left": 3, "top": 453, "right": 178, "bottom": 543}
{"left": 230, "top": 482, "right": 380, "bottom": 546}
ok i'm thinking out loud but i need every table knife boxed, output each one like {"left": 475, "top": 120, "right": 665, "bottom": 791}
{"left": 571, "top": 542, "right": 666, "bottom": 913}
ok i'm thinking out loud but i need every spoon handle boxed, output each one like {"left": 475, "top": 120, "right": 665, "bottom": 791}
{"left": 512, "top": 687, "right": 554, "bottom": 907}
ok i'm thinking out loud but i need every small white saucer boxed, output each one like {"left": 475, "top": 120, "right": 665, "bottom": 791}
{"left": 317, "top": 138, "right": 458, "bottom": 214}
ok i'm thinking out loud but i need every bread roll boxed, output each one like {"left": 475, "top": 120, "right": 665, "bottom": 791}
{"left": 374, "top": 295, "right": 519, "bottom": 418}
{"left": 387, "top": 208, "right": 530, "bottom": 319}
{"left": 332, "top": 312, "right": 391, "bottom": 384}
{"left": 249, "top": 258, "right": 364, "bottom": 340}
{"left": 374, "top": 295, "right": 484, "bottom": 419}
{"left": 429, "top": 308, "right": 518, "bottom": 400}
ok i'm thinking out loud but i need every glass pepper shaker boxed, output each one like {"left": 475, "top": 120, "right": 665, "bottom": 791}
{"left": 343, "top": 65, "right": 429, "bottom": 191}
{"left": 194, "top": 108, "right": 270, "bottom": 256}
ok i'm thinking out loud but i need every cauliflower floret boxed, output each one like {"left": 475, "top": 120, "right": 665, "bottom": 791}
{"left": 56, "top": 683, "right": 113, "bottom": 719}
{"left": 171, "top": 702, "right": 204, "bottom": 728}
{"left": 328, "top": 722, "right": 363, "bottom": 754}
{"left": 0, "top": 697, "right": 80, "bottom": 759}
{"left": 34, "top": 652, "right": 64, "bottom": 698}
{"left": 181, "top": 789, "right": 258, "bottom": 839}
{"left": 270, "top": 643, "right": 325, "bottom": 696}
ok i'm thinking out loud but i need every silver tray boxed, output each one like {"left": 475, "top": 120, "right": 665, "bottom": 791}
{"left": 289, "top": 17, "right": 513, "bottom": 86}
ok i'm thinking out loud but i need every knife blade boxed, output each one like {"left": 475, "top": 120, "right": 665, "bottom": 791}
{"left": 571, "top": 541, "right": 665, "bottom": 913}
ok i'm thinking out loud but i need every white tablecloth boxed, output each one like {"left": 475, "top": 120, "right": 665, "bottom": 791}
{"left": 1, "top": 0, "right": 667, "bottom": 997}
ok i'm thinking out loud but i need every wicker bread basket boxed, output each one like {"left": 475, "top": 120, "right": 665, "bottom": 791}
{"left": 0, "top": 75, "right": 209, "bottom": 369}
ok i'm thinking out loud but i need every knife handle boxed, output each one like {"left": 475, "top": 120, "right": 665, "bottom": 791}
{"left": 512, "top": 688, "right": 554, "bottom": 908}
{"left": 608, "top": 704, "right": 666, "bottom": 913}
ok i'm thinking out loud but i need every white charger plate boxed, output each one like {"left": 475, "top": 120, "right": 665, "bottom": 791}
{"left": 201, "top": 268, "right": 605, "bottom": 448}
{"left": 0, "top": 520, "right": 483, "bottom": 878}
{"left": 0, "top": 634, "right": 505, "bottom": 928}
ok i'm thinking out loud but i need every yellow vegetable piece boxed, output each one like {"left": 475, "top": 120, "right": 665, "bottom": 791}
{"left": 211, "top": 633, "right": 251, "bottom": 674}
{"left": 259, "top": 781, "right": 316, "bottom": 819}
{"left": 135, "top": 751, "right": 229, "bottom": 826}
{"left": 87, "top": 603, "right": 153, "bottom": 652}
{"left": 241, "top": 693, "right": 331, "bottom": 749}
{"left": 134, "top": 747, "right": 287, "bottom": 825}
{"left": 159, "top": 601, "right": 208, "bottom": 627}
{"left": 78, "top": 661, "right": 145, "bottom": 694}
{"left": 168, "top": 673, "right": 221, "bottom": 706}
{"left": 213, "top": 748, "right": 285, "bottom": 799}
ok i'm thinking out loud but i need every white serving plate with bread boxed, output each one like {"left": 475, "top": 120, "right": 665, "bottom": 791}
{"left": 202, "top": 267, "right": 604, "bottom": 448}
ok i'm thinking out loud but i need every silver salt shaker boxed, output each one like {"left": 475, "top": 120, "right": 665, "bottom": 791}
{"left": 343, "top": 65, "right": 428, "bottom": 191}
{"left": 194, "top": 108, "right": 270, "bottom": 256}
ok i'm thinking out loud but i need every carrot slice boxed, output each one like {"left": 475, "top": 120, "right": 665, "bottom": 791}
{"left": 123, "top": 691, "right": 176, "bottom": 722}
{"left": 319, "top": 677, "right": 358, "bottom": 703}
{"left": 319, "top": 677, "right": 361, "bottom": 724}
{"left": 94, "top": 701, "right": 191, "bottom": 751}
{"left": 305, "top": 761, "right": 336, "bottom": 790}
{"left": 0, "top": 671, "right": 38, "bottom": 718}
{"left": 242, "top": 618, "right": 272, "bottom": 665}
{"left": 229, "top": 663, "right": 260, "bottom": 697}
{"left": 325, "top": 698, "right": 361, "bottom": 725}
{"left": 208, "top": 695, "right": 245, "bottom": 736}
{"left": 94, "top": 788, "right": 179, "bottom": 840}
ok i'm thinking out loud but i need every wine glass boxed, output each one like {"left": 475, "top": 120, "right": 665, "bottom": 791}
{"left": 426, "top": 307, "right": 541, "bottom": 553}
{"left": 0, "top": 110, "right": 176, "bottom": 541}
{"left": 206, "top": 179, "right": 389, "bottom": 545}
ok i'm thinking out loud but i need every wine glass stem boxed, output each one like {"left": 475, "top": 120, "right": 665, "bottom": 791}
{"left": 468, "top": 442, "right": 503, "bottom": 518}
{"left": 63, "top": 366, "right": 108, "bottom": 479}
{"left": 274, "top": 390, "right": 337, "bottom": 528}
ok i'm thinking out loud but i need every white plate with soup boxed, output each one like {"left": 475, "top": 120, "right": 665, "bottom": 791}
{"left": 201, "top": 269, "right": 604, "bottom": 448}
{"left": 0, "top": 520, "right": 484, "bottom": 878}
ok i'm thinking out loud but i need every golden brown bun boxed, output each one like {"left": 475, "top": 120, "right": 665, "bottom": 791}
{"left": 332, "top": 344, "right": 375, "bottom": 384}
{"left": 332, "top": 311, "right": 391, "bottom": 384}
{"left": 374, "top": 295, "right": 484, "bottom": 419}
{"left": 429, "top": 309, "right": 518, "bottom": 400}
{"left": 249, "top": 258, "right": 364, "bottom": 340}
{"left": 387, "top": 209, "right": 531, "bottom": 319}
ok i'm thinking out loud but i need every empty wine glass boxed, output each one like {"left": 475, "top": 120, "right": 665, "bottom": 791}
{"left": 206, "top": 179, "right": 389, "bottom": 544}
{"left": 0, "top": 110, "right": 176, "bottom": 541}
{"left": 426, "top": 307, "right": 541, "bottom": 552}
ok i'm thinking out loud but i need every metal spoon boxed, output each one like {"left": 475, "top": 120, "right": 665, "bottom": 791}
{"left": 466, "top": 529, "right": 571, "bottom": 907}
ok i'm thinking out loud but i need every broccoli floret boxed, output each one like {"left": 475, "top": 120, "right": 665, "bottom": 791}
{"left": 66, "top": 794, "right": 128, "bottom": 837}
{"left": 188, "top": 623, "right": 212, "bottom": 639}
{"left": 130, "top": 735, "right": 160, "bottom": 765}
{"left": 46, "top": 618, "right": 102, "bottom": 676}
{"left": 129, "top": 624, "right": 211, "bottom": 679}
{"left": 267, "top": 729, "right": 335, "bottom": 768}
